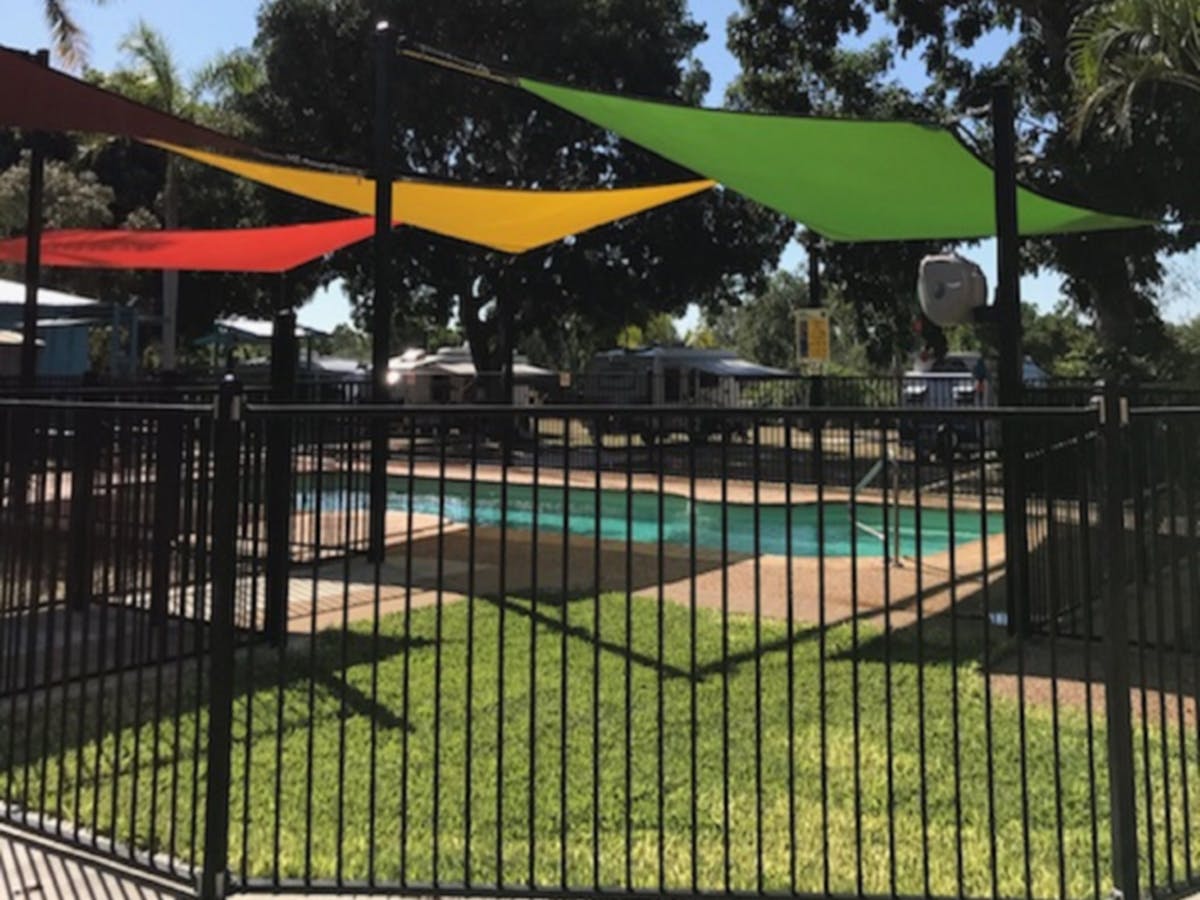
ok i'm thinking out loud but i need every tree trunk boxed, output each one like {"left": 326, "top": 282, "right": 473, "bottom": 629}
{"left": 161, "top": 158, "right": 180, "bottom": 372}
{"left": 460, "top": 291, "right": 503, "bottom": 402}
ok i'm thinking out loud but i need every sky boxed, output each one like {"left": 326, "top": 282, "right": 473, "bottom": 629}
{"left": 6, "top": 0, "right": 1189, "bottom": 334}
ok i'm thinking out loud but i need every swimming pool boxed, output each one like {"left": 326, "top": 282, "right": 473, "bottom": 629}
{"left": 365, "top": 477, "right": 1001, "bottom": 558}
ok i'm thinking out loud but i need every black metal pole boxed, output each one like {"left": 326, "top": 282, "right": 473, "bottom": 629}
{"left": 992, "top": 83, "right": 1022, "bottom": 410}
{"left": 369, "top": 20, "right": 395, "bottom": 563}
{"left": 992, "top": 82, "right": 1030, "bottom": 635}
{"left": 199, "top": 374, "right": 243, "bottom": 900}
{"left": 20, "top": 49, "right": 49, "bottom": 387}
{"left": 806, "top": 233, "right": 825, "bottom": 408}
{"left": 807, "top": 232, "right": 822, "bottom": 310}
{"left": 265, "top": 285, "right": 296, "bottom": 645}
{"left": 1100, "top": 383, "right": 1139, "bottom": 900}
{"left": 371, "top": 21, "right": 395, "bottom": 401}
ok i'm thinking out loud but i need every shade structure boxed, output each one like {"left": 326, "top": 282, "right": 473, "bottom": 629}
{"left": 0, "top": 44, "right": 249, "bottom": 154}
{"left": 151, "top": 142, "right": 716, "bottom": 254}
{"left": 515, "top": 76, "right": 1146, "bottom": 242}
{"left": 0, "top": 218, "right": 380, "bottom": 273}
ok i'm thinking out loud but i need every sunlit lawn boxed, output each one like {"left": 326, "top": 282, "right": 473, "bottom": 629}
{"left": 2, "top": 593, "right": 1193, "bottom": 896}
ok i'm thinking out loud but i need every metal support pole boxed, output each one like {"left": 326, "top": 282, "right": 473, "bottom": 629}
{"left": 199, "top": 374, "right": 242, "bottom": 900}
{"left": 807, "top": 233, "right": 822, "bottom": 309}
{"left": 992, "top": 82, "right": 1030, "bottom": 635}
{"left": 265, "top": 302, "right": 297, "bottom": 645}
{"left": 20, "top": 49, "right": 49, "bottom": 388}
{"left": 369, "top": 20, "right": 395, "bottom": 563}
{"left": 371, "top": 20, "right": 395, "bottom": 403}
{"left": 1100, "top": 382, "right": 1139, "bottom": 899}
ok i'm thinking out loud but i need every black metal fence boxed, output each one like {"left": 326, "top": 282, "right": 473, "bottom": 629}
{"left": 0, "top": 386, "right": 1197, "bottom": 900}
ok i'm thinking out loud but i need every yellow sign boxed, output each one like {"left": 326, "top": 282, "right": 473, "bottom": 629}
{"left": 795, "top": 309, "right": 831, "bottom": 362}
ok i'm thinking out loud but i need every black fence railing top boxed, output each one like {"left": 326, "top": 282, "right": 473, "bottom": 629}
{"left": 238, "top": 400, "right": 1103, "bottom": 420}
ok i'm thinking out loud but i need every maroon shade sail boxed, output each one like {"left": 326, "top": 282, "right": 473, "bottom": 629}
{"left": 0, "top": 219, "right": 382, "bottom": 273}
{"left": 0, "top": 45, "right": 250, "bottom": 154}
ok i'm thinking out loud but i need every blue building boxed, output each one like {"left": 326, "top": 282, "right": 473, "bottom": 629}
{"left": 0, "top": 277, "right": 109, "bottom": 377}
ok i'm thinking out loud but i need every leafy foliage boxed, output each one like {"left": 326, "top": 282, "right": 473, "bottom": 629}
{"left": 239, "top": 0, "right": 792, "bottom": 374}
{"left": 1068, "top": 0, "right": 1200, "bottom": 138}
{"left": 728, "top": 0, "right": 1198, "bottom": 377}
{"left": 724, "top": 43, "right": 950, "bottom": 371}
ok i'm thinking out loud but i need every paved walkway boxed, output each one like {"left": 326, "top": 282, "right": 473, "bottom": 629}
{"left": 0, "top": 823, "right": 411, "bottom": 899}
{"left": 0, "top": 823, "right": 190, "bottom": 899}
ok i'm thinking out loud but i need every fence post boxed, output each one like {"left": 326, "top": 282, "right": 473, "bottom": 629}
{"left": 1099, "top": 382, "right": 1139, "bottom": 899}
{"left": 65, "top": 410, "right": 97, "bottom": 610}
{"left": 199, "top": 374, "right": 242, "bottom": 900}
{"left": 265, "top": 308, "right": 296, "bottom": 645}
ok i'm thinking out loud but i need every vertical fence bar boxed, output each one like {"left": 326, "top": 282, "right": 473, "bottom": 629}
{"left": 199, "top": 376, "right": 243, "bottom": 900}
{"left": 150, "top": 416, "right": 183, "bottom": 628}
{"left": 368, "top": 20, "right": 395, "bottom": 563}
{"left": 265, "top": 308, "right": 297, "bottom": 645}
{"left": 1100, "top": 385, "right": 1140, "bottom": 900}
{"left": 65, "top": 411, "right": 97, "bottom": 610}
{"left": 992, "top": 82, "right": 1031, "bottom": 636}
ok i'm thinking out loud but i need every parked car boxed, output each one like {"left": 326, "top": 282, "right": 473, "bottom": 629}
{"left": 900, "top": 352, "right": 1049, "bottom": 458}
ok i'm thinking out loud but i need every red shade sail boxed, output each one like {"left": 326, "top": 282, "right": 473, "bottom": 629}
{"left": 0, "top": 44, "right": 250, "bottom": 154}
{"left": 0, "top": 219, "right": 381, "bottom": 273}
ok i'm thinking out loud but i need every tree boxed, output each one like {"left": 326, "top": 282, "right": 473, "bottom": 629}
{"left": 114, "top": 22, "right": 188, "bottom": 370}
{"left": 240, "top": 0, "right": 792, "bottom": 392}
{"left": 0, "top": 153, "right": 114, "bottom": 233}
{"left": 320, "top": 323, "right": 371, "bottom": 361}
{"left": 709, "top": 270, "right": 806, "bottom": 369}
{"left": 617, "top": 312, "right": 680, "bottom": 348}
{"left": 41, "top": 0, "right": 105, "bottom": 67}
{"left": 77, "top": 30, "right": 283, "bottom": 364}
{"left": 1020, "top": 301, "right": 1103, "bottom": 377}
{"left": 1068, "top": 0, "right": 1200, "bottom": 138}
{"left": 725, "top": 42, "right": 951, "bottom": 371}
{"left": 728, "top": 1, "right": 1198, "bottom": 378}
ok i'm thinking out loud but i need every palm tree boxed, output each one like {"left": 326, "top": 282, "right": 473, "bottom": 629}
{"left": 42, "top": 0, "right": 105, "bottom": 67}
{"left": 1068, "top": 0, "right": 1200, "bottom": 138}
{"left": 120, "top": 21, "right": 186, "bottom": 371}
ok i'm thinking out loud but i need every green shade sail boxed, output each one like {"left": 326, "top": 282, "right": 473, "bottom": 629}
{"left": 520, "top": 77, "right": 1146, "bottom": 242}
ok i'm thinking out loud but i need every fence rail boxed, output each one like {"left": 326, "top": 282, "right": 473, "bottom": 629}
{"left": 0, "top": 387, "right": 1197, "bottom": 900}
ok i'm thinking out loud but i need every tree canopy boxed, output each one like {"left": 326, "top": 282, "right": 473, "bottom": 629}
{"left": 728, "top": 0, "right": 1198, "bottom": 377}
{"left": 236, "top": 0, "right": 791, "bottom": 378}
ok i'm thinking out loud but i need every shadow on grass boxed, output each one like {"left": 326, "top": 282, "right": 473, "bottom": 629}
{"left": 0, "top": 626, "right": 437, "bottom": 772}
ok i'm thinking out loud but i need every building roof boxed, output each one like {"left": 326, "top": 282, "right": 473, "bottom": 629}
{"left": 0, "top": 277, "right": 102, "bottom": 310}
{"left": 196, "top": 317, "right": 329, "bottom": 346}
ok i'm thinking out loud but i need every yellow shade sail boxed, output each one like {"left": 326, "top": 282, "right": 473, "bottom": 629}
{"left": 152, "top": 142, "right": 715, "bottom": 254}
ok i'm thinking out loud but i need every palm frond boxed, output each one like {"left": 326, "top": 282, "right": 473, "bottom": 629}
{"left": 1068, "top": 0, "right": 1200, "bottom": 140}
{"left": 118, "top": 19, "right": 181, "bottom": 113}
{"left": 43, "top": 0, "right": 88, "bottom": 68}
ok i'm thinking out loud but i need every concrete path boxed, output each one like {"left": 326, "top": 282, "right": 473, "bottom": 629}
{"left": 0, "top": 822, "right": 417, "bottom": 899}
{"left": 0, "top": 822, "right": 191, "bottom": 899}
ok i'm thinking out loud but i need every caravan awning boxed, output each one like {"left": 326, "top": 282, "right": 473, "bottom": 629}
{"left": 690, "top": 357, "right": 785, "bottom": 378}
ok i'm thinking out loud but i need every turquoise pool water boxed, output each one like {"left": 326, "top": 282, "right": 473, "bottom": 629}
{"left": 374, "top": 477, "right": 1001, "bottom": 558}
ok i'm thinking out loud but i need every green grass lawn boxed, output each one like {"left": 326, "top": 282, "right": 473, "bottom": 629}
{"left": 2, "top": 593, "right": 1195, "bottom": 897}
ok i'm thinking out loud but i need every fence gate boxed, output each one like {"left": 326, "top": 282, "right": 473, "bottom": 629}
{"left": 0, "top": 398, "right": 221, "bottom": 889}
